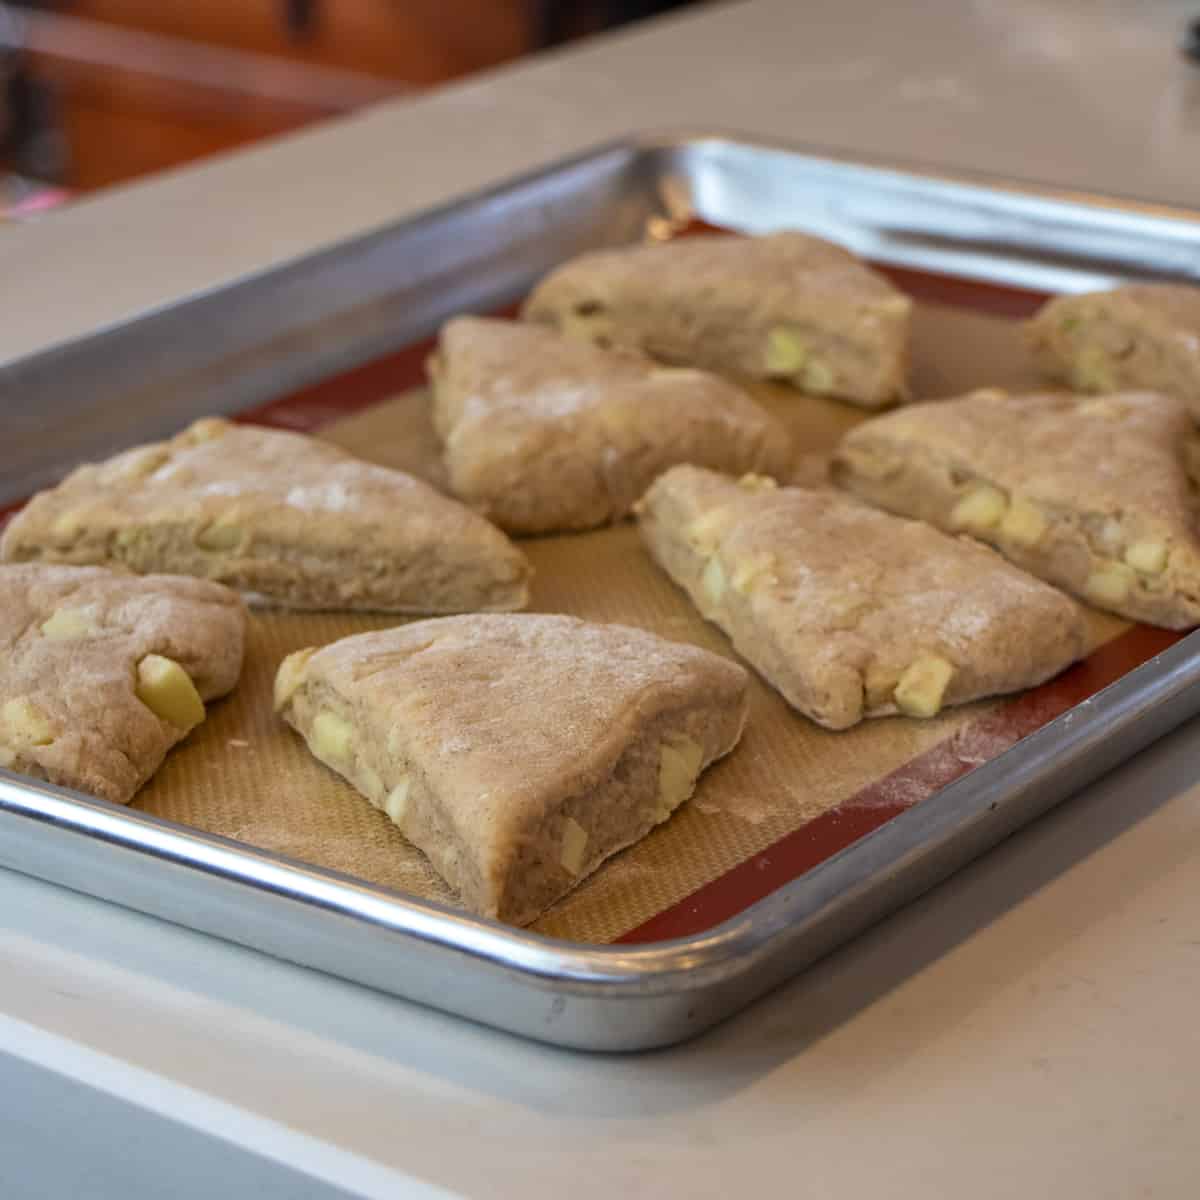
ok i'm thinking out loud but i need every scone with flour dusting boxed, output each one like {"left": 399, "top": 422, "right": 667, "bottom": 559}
{"left": 275, "top": 613, "right": 748, "bottom": 925}
{"left": 1, "top": 417, "right": 530, "bottom": 613}
{"left": 522, "top": 232, "right": 912, "bottom": 408}
{"left": 833, "top": 388, "right": 1200, "bottom": 628}
{"left": 428, "top": 315, "right": 791, "bottom": 534}
{"left": 636, "top": 466, "right": 1087, "bottom": 730}
{"left": 1026, "top": 284, "right": 1200, "bottom": 419}
{"left": 0, "top": 563, "right": 246, "bottom": 803}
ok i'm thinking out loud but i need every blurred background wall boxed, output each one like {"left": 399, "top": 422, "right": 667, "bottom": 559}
{"left": 0, "top": 0, "right": 696, "bottom": 197}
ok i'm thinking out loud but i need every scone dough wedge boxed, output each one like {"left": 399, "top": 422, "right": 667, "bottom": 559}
{"left": 429, "top": 315, "right": 792, "bottom": 534}
{"left": 636, "top": 466, "right": 1087, "bottom": 730}
{"left": 1, "top": 417, "right": 531, "bottom": 614}
{"left": 833, "top": 389, "right": 1200, "bottom": 628}
{"left": 1027, "top": 284, "right": 1200, "bottom": 419}
{"left": 522, "top": 232, "right": 912, "bottom": 409}
{"left": 275, "top": 614, "right": 748, "bottom": 925}
{"left": 0, "top": 563, "right": 246, "bottom": 804}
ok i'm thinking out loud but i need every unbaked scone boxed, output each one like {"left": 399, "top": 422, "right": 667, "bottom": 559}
{"left": 833, "top": 389, "right": 1200, "bottom": 628}
{"left": 521, "top": 232, "right": 911, "bottom": 408}
{"left": 275, "top": 614, "right": 748, "bottom": 925}
{"left": 428, "top": 316, "right": 792, "bottom": 534}
{"left": 1, "top": 417, "right": 530, "bottom": 613}
{"left": 0, "top": 563, "right": 246, "bottom": 804}
{"left": 636, "top": 466, "right": 1086, "bottom": 730}
{"left": 1027, "top": 284, "right": 1200, "bottom": 419}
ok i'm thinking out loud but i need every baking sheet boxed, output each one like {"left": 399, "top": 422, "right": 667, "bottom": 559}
{"left": 7, "top": 135, "right": 1200, "bottom": 1048}
{"left": 132, "top": 295, "right": 1129, "bottom": 944}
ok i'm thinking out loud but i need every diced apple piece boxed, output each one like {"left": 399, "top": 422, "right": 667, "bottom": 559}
{"left": 999, "top": 497, "right": 1048, "bottom": 547}
{"left": 1085, "top": 562, "right": 1135, "bottom": 607}
{"left": 657, "top": 733, "right": 704, "bottom": 817}
{"left": 357, "top": 764, "right": 384, "bottom": 805}
{"left": 1124, "top": 540, "right": 1168, "bottom": 576}
{"left": 273, "top": 648, "right": 315, "bottom": 709}
{"left": 50, "top": 510, "right": 83, "bottom": 542}
{"left": 196, "top": 521, "right": 243, "bottom": 551}
{"left": 736, "top": 473, "right": 778, "bottom": 494}
{"left": 950, "top": 483, "right": 1008, "bottom": 532}
{"left": 1091, "top": 516, "right": 1124, "bottom": 556}
{"left": 560, "top": 816, "right": 589, "bottom": 876}
{"left": 102, "top": 446, "right": 169, "bottom": 483}
{"left": 182, "top": 418, "right": 230, "bottom": 445}
{"left": 385, "top": 776, "right": 412, "bottom": 827}
{"left": 802, "top": 359, "right": 836, "bottom": 395}
{"left": 732, "top": 552, "right": 777, "bottom": 596}
{"left": 135, "top": 655, "right": 205, "bottom": 730}
{"left": 702, "top": 557, "right": 727, "bottom": 607}
{"left": 311, "top": 710, "right": 354, "bottom": 763}
{"left": 893, "top": 655, "right": 955, "bottom": 719}
{"left": 840, "top": 444, "right": 902, "bottom": 481}
{"left": 40, "top": 607, "right": 96, "bottom": 641}
{"left": 684, "top": 507, "right": 734, "bottom": 555}
{"left": 0, "top": 696, "right": 55, "bottom": 747}
{"left": 764, "top": 327, "right": 808, "bottom": 376}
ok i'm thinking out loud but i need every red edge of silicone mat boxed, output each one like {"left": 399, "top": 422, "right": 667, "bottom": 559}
{"left": 618, "top": 622, "right": 1180, "bottom": 941}
{"left": 2, "top": 236, "right": 1181, "bottom": 945}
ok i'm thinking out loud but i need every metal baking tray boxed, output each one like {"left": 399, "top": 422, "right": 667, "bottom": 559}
{"left": 4, "top": 132, "right": 1200, "bottom": 1051}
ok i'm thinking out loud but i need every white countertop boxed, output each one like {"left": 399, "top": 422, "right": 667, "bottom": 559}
{"left": 4, "top": 1, "right": 1200, "bottom": 1196}
{"left": 5, "top": 722, "right": 1199, "bottom": 1198}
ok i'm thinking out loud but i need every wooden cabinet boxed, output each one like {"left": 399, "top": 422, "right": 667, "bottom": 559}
{"left": 4, "top": 0, "right": 531, "bottom": 190}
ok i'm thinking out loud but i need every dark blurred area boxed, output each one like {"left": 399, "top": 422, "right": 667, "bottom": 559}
{"left": 0, "top": 0, "right": 695, "bottom": 204}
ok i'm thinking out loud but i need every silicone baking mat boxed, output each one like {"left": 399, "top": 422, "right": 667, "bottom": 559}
{"left": 5, "top": 250, "right": 1180, "bottom": 945}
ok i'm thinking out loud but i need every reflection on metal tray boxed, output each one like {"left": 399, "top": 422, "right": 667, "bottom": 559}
{"left": 3, "top": 133, "right": 1200, "bottom": 1051}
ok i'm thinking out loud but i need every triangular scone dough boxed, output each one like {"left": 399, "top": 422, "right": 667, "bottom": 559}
{"left": 428, "top": 316, "right": 792, "bottom": 534}
{"left": 637, "top": 466, "right": 1086, "bottom": 730}
{"left": 275, "top": 614, "right": 748, "bottom": 925}
{"left": 1, "top": 418, "right": 531, "bottom": 613}
{"left": 1027, "top": 284, "right": 1200, "bottom": 419}
{"left": 833, "top": 389, "right": 1200, "bottom": 628}
{"left": 522, "top": 232, "right": 911, "bottom": 409}
{"left": 0, "top": 563, "right": 246, "bottom": 804}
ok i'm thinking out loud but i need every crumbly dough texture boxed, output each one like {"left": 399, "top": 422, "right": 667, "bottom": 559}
{"left": 428, "top": 316, "right": 792, "bottom": 534}
{"left": 1, "top": 417, "right": 531, "bottom": 614}
{"left": 0, "top": 563, "right": 246, "bottom": 803}
{"left": 636, "top": 466, "right": 1087, "bottom": 730}
{"left": 1027, "top": 284, "right": 1200, "bottom": 420}
{"left": 275, "top": 613, "right": 749, "bottom": 925}
{"left": 521, "top": 232, "right": 912, "bottom": 409}
{"left": 833, "top": 388, "right": 1200, "bottom": 628}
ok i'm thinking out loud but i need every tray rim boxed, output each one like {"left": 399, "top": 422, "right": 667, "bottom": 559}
{"left": 640, "top": 126, "right": 1200, "bottom": 225}
{"left": 5, "top": 129, "right": 1200, "bottom": 1048}
{"left": 8, "top": 124, "right": 1200, "bottom": 380}
{"left": 3, "top": 626, "right": 1198, "bottom": 990}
